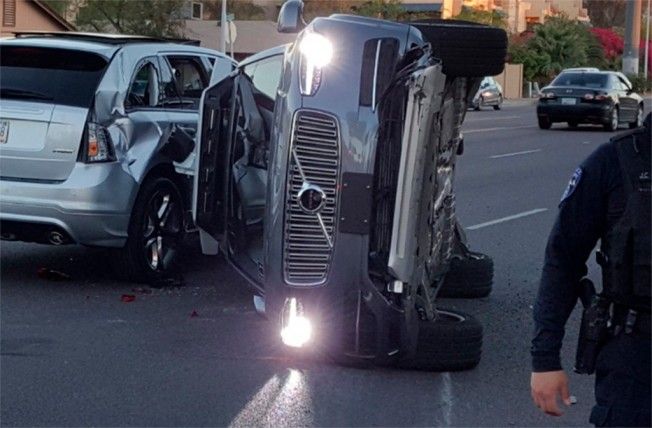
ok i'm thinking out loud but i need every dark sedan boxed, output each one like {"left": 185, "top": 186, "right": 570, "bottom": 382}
{"left": 536, "top": 70, "right": 644, "bottom": 131}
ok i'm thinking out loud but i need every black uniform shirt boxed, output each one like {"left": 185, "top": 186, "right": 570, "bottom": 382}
{"left": 531, "top": 142, "right": 627, "bottom": 372}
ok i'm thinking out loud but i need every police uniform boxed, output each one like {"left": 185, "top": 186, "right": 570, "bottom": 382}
{"left": 532, "top": 114, "right": 651, "bottom": 427}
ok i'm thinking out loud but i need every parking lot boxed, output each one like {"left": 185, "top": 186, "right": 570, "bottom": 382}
{"left": 4, "top": 100, "right": 649, "bottom": 427}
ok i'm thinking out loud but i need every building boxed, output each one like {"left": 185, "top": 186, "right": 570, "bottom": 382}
{"left": 1, "top": 0, "right": 74, "bottom": 37}
{"left": 184, "top": 19, "right": 296, "bottom": 60}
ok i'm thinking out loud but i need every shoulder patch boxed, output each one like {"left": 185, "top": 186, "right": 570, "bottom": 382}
{"left": 560, "top": 167, "right": 583, "bottom": 203}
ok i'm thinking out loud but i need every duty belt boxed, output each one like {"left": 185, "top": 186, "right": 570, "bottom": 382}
{"left": 612, "top": 308, "right": 651, "bottom": 337}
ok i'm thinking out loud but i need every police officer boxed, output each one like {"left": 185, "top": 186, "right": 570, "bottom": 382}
{"left": 530, "top": 113, "right": 651, "bottom": 427}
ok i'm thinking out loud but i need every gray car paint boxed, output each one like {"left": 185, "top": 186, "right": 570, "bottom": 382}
{"left": 194, "top": 13, "right": 482, "bottom": 360}
{"left": 0, "top": 37, "right": 234, "bottom": 247}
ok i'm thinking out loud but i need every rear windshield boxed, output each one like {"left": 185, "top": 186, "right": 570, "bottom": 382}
{"left": 0, "top": 46, "right": 108, "bottom": 108}
{"left": 551, "top": 72, "right": 608, "bottom": 89}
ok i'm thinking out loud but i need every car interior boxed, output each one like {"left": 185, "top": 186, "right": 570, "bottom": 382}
{"left": 227, "top": 70, "right": 279, "bottom": 281}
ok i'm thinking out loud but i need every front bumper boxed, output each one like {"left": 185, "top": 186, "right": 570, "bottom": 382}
{"left": 537, "top": 102, "right": 611, "bottom": 123}
{"left": 0, "top": 162, "right": 137, "bottom": 247}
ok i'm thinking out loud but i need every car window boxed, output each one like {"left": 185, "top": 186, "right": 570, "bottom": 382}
{"left": 552, "top": 72, "right": 608, "bottom": 88}
{"left": 126, "top": 60, "right": 160, "bottom": 109}
{"left": 245, "top": 55, "right": 283, "bottom": 99}
{"left": 166, "top": 55, "right": 209, "bottom": 103}
{"left": 0, "top": 46, "right": 108, "bottom": 108}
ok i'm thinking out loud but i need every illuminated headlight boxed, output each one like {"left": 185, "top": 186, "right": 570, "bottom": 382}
{"left": 299, "top": 32, "right": 333, "bottom": 96}
{"left": 482, "top": 91, "right": 492, "bottom": 97}
{"left": 280, "top": 297, "right": 313, "bottom": 348}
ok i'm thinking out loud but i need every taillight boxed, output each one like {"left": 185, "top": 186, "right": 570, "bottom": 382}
{"left": 583, "top": 93, "right": 608, "bottom": 102}
{"left": 82, "top": 122, "right": 115, "bottom": 163}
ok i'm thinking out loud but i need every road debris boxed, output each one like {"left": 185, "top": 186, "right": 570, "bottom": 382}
{"left": 37, "top": 268, "right": 71, "bottom": 281}
{"left": 120, "top": 294, "right": 136, "bottom": 303}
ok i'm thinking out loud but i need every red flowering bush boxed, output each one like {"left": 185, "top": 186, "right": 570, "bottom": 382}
{"left": 591, "top": 28, "right": 624, "bottom": 60}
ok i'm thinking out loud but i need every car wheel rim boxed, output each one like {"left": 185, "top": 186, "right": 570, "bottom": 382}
{"left": 611, "top": 109, "right": 618, "bottom": 129}
{"left": 142, "top": 191, "right": 181, "bottom": 271}
{"left": 638, "top": 108, "right": 644, "bottom": 127}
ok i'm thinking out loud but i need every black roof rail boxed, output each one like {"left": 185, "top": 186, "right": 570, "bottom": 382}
{"left": 12, "top": 31, "right": 200, "bottom": 46}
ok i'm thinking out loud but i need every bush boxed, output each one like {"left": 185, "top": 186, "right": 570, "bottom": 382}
{"left": 627, "top": 74, "right": 652, "bottom": 93}
{"left": 508, "top": 15, "right": 607, "bottom": 83}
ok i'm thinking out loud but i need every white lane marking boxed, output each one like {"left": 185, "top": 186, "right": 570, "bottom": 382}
{"left": 490, "top": 149, "right": 542, "bottom": 159}
{"left": 440, "top": 372, "right": 453, "bottom": 427}
{"left": 467, "top": 208, "right": 548, "bottom": 230}
{"left": 582, "top": 141, "right": 591, "bottom": 145}
{"left": 464, "top": 125, "right": 535, "bottom": 134}
{"left": 466, "top": 115, "right": 520, "bottom": 122}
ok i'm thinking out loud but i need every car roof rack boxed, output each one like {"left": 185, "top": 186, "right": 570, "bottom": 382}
{"left": 12, "top": 31, "right": 200, "bottom": 46}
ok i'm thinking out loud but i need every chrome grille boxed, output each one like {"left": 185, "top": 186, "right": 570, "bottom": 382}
{"left": 284, "top": 110, "right": 340, "bottom": 285}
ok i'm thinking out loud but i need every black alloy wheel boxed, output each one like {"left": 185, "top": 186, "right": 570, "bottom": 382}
{"left": 115, "top": 177, "right": 184, "bottom": 283}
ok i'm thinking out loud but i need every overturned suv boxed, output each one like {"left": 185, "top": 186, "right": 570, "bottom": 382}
{"left": 193, "top": 2, "right": 507, "bottom": 370}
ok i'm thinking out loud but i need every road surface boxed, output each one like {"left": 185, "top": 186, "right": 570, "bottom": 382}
{"left": 2, "top": 101, "right": 649, "bottom": 427}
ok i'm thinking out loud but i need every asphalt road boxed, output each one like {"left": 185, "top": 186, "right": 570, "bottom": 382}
{"left": 2, "top": 101, "right": 650, "bottom": 427}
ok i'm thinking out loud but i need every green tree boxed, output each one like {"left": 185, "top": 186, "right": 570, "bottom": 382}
{"left": 75, "top": 0, "right": 186, "bottom": 37}
{"left": 454, "top": 6, "right": 507, "bottom": 29}
{"left": 351, "top": 0, "right": 404, "bottom": 20}
{"left": 203, "top": 0, "right": 266, "bottom": 21}
{"left": 508, "top": 15, "right": 605, "bottom": 84}
{"left": 302, "top": 1, "right": 357, "bottom": 21}
{"left": 41, "top": 0, "right": 69, "bottom": 16}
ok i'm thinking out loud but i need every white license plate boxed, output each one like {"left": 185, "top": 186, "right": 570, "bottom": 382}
{"left": 0, "top": 120, "right": 8, "bottom": 144}
{"left": 561, "top": 97, "right": 577, "bottom": 105}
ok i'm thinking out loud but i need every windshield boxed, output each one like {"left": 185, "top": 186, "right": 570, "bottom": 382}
{"left": 551, "top": 72, "right": 608, "bottom": 89}
{"left": 0, "top": 46, "right": 108, "bottom": 108}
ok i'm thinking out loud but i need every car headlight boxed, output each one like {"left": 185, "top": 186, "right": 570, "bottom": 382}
{"left": 280, "top": 297, "right": 313, "bottom": 348}
{"left": 299, "top": 32, "right": 333, "bottom": 96}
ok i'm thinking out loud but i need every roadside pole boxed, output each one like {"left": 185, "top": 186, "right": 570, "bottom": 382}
{"left": 220, "top": 0, "right": 227, "bottom": 53}
{"left": 645, "top": 0, "right": 650, "bottom": 77}
{"left": 623, "top": 0, "right": 642, "bottom": 75}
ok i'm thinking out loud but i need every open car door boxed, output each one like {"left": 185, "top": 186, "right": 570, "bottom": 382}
{"left": 193, "top": 76, "right": 236, "bottom": 255}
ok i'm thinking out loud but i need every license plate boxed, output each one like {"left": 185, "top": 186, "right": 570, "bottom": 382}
{"left": 0, "top": 120, "right": 8, "bottom": 144}
{"left": 561, "top": 97, "right": 576, "bottom": 105}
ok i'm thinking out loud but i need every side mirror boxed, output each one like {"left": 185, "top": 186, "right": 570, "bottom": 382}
{"left": 278, "top": 0, "right": 305, "bottom": 34}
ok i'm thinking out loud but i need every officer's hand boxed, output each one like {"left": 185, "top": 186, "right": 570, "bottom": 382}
{"left": 530, "top": 370, "right": 572, "bottom": 416}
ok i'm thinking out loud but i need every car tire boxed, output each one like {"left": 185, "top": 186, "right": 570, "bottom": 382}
{"left": 604, "top": 107, "right": 619, "bottom": 132}
{"left": 538, "top": 116, "right": 552, "bottom": 129}
{"left": 400, "top": 309, "right": 483, "bottom": 371}
{"left": 493, "top": 96, "right": 502, "bottom": 110}
{"left": 438, "top": 252, "right": 493, "bottom": 298}
{"left": 629, "top": 105, "right": 644, "bottom": 129}
{"left": 411, "top": 20, "right": 507, "bottom": 77}
{"left": 114, "top": 176, "right": 184, "bottom": 283}
{"left": 568, "top": 121, "right": 578, "bottom": 128}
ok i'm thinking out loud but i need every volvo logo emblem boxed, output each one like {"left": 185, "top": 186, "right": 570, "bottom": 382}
{"left": 297, "top": 183, "right": 326, "bottom": 214}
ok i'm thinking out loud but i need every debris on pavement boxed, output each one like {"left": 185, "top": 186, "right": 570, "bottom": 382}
{"left": 37, "top": 267, "right": 71, "bottom": 281}
{"left": 190, "top": 310, "right": 199, "bottom": 318}
{"left": 120, "top": 294, "right": 136, "bottom": 303}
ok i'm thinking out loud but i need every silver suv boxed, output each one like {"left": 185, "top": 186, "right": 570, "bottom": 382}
{"left": 0, "top": 33, "right": 234, "bottom": 281}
